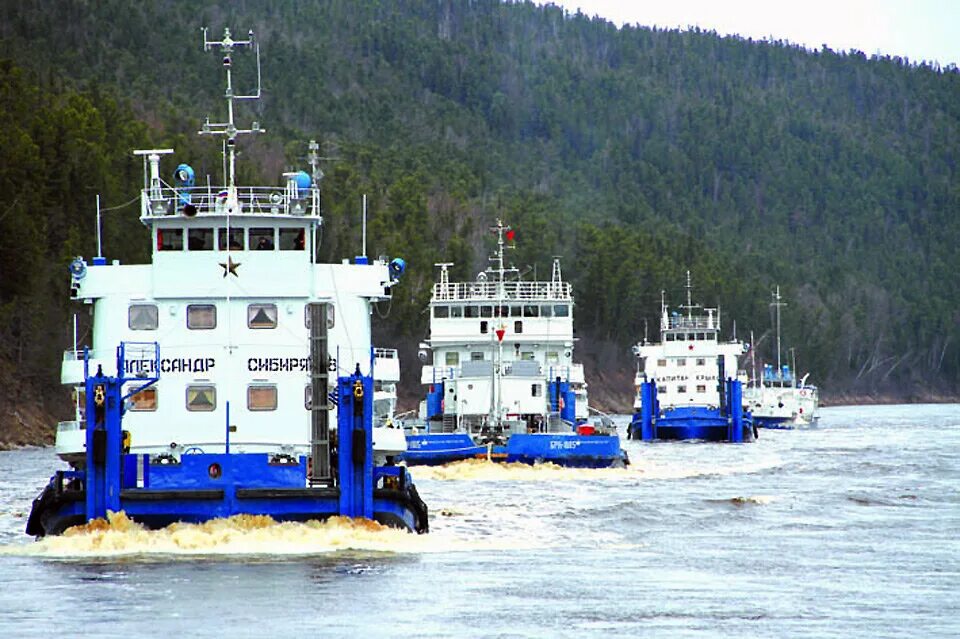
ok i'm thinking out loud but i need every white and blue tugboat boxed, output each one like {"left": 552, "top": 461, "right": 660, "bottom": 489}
{"left": 26, "top": 28, "right": 428, "bottom": 536}
{"left": 401, "top": 221, "right": 626, "bottom": 467}
{"left": 743, "top": 286, "right": 820, "bottom": 428}
{"left": 629, "top": 273, "right": 755, "bottom": 442}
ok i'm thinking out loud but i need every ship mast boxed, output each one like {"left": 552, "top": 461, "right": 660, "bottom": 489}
{"left": 488, "top": 220, "right": 513, "bottom": 427}
{"left": 199, "top": 27, "right": 264, "bottom": 189}
{"left": 771, "top": 285, "right": 786, "bottom": 374}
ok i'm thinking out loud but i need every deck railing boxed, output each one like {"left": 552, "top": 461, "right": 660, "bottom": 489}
{"left": 141, "top": 186, "right": 320, "bottom": 218}
{"left": 432, "top": 280, "right": 572, "bottom": 302}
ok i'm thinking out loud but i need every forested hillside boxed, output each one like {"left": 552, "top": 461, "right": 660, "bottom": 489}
{"left": 1, "top": 0, "right": 958, "bottom": 429}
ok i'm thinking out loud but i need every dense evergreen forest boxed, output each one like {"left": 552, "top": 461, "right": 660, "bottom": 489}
{"left": 1, "top": 0, "right": 958, "bottom": 428}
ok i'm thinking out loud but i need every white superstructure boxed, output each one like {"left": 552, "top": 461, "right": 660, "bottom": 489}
{"left": 633, "top": 273, "right": 747, "bottom": 411}
{"left": 743, "top": 286, "right": 820, "bottom": 426}
{"left": 417, "top": 221, "right": 587, "bottom": 435}
{"left": 56, "top": 28, "right": 405, "bottom": 466}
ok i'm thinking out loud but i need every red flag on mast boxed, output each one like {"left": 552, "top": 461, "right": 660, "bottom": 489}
{"left": 505, "top": 229, "right": 515, "bottom": 242}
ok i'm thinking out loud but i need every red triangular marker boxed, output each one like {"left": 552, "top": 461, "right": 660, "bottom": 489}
{"left": 495, "top": 328, "right": 505, "bottom": 342}
{"left": 505, "top": 229, "right": 515, "bottom": 242}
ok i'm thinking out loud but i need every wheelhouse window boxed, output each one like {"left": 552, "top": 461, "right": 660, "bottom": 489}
{"left": 218, "top": 228, "right": 244, "bottom": 250}
{"left": 248, "top": 385, "right": 277, "bottom": 411}
{"left": 187, "top": 228, "right": 214, "bottom": 251}
{"left": 510, "top": 306, "right": 522, "bottom": 317}
{"left": 554, "top": 305, "right": 570, "bottom": 317}
{"left": 523, "top": 305, "right": 539, "bottom": 317}
{"left": 186, "top": 385, "right": 216, "bottom": 411}
{"left": 433, "top": 305, "right": 449, "bottom": 318}
{"left": 464, "top": 305, "right": 480, "bottom": 318}
{"left": 480, "top": 306, "right": 493, "bottom": 318}
{"left": 278, "top": 228, "right": 305, "bottom": 250}
{"left": 187, "top": 304, "right": 217, "bottom": 330}
{"left": 449, "top": 305, "right": 463, "bottom": 318}
{"left": 248, "top": 304, "right": 278, "bottom": 329}
{"left": 445, "top": 352, "right": 460, "bottom": 366}
{"left": 128, "top": 304, "right": 158, "bottom": 330}
{"left": 665, "top": 333, "right": 675, "bottom": 342}
{"left": 129, "top": 387, "right": 158, "bottom": 411}
{"left": 250, "top": 227, "right": 275, "bottom": 250}
{"left": 540, "top": 305, "right": 553, "bottom": 318}
{"left": 157, "top": 228, "right": 183, "bottom": 251}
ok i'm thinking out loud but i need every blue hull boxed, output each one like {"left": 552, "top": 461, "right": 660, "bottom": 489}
{"left": 630, "top": 406, "right": 756, "bottom": 442}
{"left": 26, "top": 453, "right": 428, "bottom": 536}
{"left": 401, "top": 432, "right": 626, "bottom": 468}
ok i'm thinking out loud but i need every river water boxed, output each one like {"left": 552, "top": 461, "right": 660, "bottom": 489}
{"left": 0, "top": 405, "right": 957, "bottom": 638}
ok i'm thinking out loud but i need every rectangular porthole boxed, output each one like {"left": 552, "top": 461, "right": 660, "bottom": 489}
{"left": 248, "top": 303, "right": 278, "bottom": 329}
{"left": 187, "top": 304, "right": 217, "bottom": 329}
{"left": 445, "top": 352, "right": 460, "bottom": 366}
{"left": 186, "top": 385, "right": 216, "bottom": 411}
{"left": 129, "top": 387, "right": 158, "bottom": 411}
{"left": 128, "top": 304, "right": 159, "bottom": 330}
{"left": 248, "top": 385, "right": 277, "bottom": 411}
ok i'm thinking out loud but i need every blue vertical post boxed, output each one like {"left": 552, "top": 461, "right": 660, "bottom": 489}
{"left": 641, "top": 381, "right": 655, "bottom": 441}
{"left": 338, "top": 371, "right": 374, "bottom": 520}
{"left": 84, "top": 367, "right": 122, "bottom": 521}
{"left": 728, "top": 379, "right": 744, "bottom": 443}
{"left": 560, "top": 382, "right": 576, "bottom": 424}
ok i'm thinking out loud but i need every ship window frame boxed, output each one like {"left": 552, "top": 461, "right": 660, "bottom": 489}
{"left": 546, "top": 351, "right": 559, "bottom": 364}
{"left": 480, "top": 306, "right": 493, "bottom": 318}
{"left": 480, "top": 320, "right": 488, "bottom": 334}
{"left": 514, "top": 320, "right": 523, "bottom": 334}
{"left": 304, "top": 304, "right": 335, "bottom": 329}
{"left": 677, "top": 385, "right": 687, "bottom": 394}
{"left": 510, "top": 305, "right": 522, "bottom": 317}
{"left": 696, "top": 384, "right": 707, "bottom": 393}
{"left": 697, "top": 332, "right": 707, "bottom": 341}
{"left": 186, "top": 304, "right": 217, "bottom": 330}
{"left": 247, "top": 303, "right": 278, "bottom": 329}
{"left": 186, "top": 385, "right": 217, "bottom": 412}
{"left": 554, "top": 304, "right": 570, "bottom": 317}
{"left": 540, "top": 305, "right": 553, "bottom": 318}
{"left": 696, "top": 358, "right": 706, "bottom": 366}
{"left": 531, "top": 384, "right": 542, "bottom": 397}
{"left": 304, "top": 384, "right": 312, "bottom": 410}
{"left": 128, "top": 304, "right": 159, "bottom": 330}
{"left": 677, "top": 358, "right": 686, "bottom": 366}
{"left": 247, "top": 384, "right": 278, "bottom": 411}
{"left": 187, "top": 227, "right": 215, "bottom": 251}
{"left": 218, "top": 227, "right": 245, "bottom": 251}
{"left": 657, "top": 358, "right": 667, "bottom": 367}
{"left": 470, "top": 352, "right": 484, "bottom": 361}
{"left": 445, "top": 352, "right": 460, "bottom": 366}
{"left": 434, "top": 305, "right": 450, "bottom": 319}
{"left": 665, "top": 333, "right": 675, "bottom": 342}
{"left": 449, "top": 305, "right": 463, "bottom": 318}
{"left": 464, "top": 305, "right": 480, "bottom": 318}
{"left": 657, "top": 385, "right": 667, "bottom": 394}
{"left": 250, "top": 227, "right": 275, "bottom": 251}
{"left": 278, "top": 228, "right": 305, "bottom": 251}
{"left": 157, "top": 228, "right": 183, "bottom": 251}
{"left": 523, "top": 305, "right": 539, "bottom": 317}
{"left": 129, "top": 386, "right": 158, "bottom": 412}
{"left": 521, "top": 351, "right": 535, "bottom": 361}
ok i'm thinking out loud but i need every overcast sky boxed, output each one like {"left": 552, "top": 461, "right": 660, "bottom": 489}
{"left": 540, "top": 0, "right": 958, "bottom": 68}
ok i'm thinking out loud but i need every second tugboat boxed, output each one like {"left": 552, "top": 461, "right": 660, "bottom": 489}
{"left": 629, "top": 273, "right": 755, "bottom": 442}
{"left": 26, "top": 28, "right": 427, "bottom": 536}
{"left": 402, "top": 221, "right": 626, "bottom": 467}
